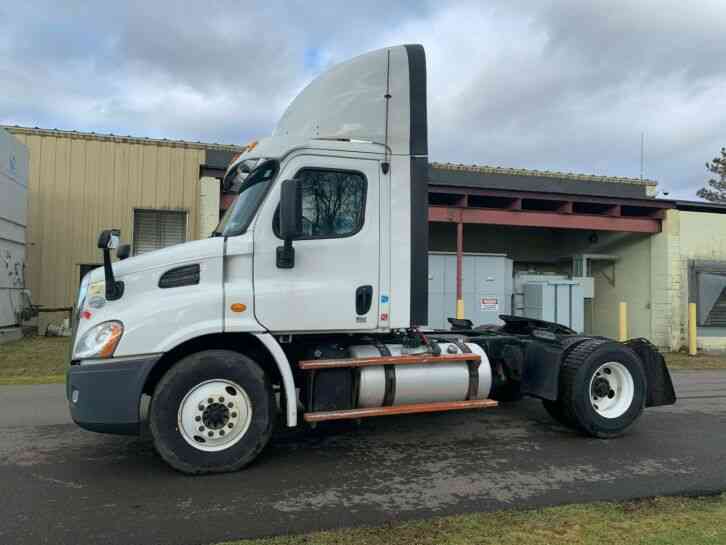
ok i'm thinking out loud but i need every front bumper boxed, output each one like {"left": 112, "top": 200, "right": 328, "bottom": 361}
{"left": 66, "top": 355, "right": 160, "bottom": 435}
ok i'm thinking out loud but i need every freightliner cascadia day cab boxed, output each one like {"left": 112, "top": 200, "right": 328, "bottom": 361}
{"left": 67, "top": 45, "right": 676, "bottom": 474}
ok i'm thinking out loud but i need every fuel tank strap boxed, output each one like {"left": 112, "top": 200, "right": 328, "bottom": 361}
{"left": 372, "top": 341, "right": 396, "bottom": 407}
{"left": 453, "top": 341, "right": 480, "bottom": 400}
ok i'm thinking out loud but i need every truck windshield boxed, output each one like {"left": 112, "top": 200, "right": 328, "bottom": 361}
{"left": 214, "top": 159, "right": 279, "bottom": 237}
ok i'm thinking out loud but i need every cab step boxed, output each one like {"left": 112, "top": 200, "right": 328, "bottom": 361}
{"left": 298, "top": 352, "right": 479, "bottom": 370}
{"left": 303, "top": 398, "right": 498, "bottom": 423}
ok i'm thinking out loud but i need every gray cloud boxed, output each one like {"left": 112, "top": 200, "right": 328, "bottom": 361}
{"left": 1, "top": 0, "right": 724, "bottom": 198}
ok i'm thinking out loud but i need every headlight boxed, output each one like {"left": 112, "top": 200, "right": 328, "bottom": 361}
{"left": 74, "top": 321, "right": 124, "bottom": 360}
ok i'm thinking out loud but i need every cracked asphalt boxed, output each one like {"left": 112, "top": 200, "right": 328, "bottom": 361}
{"left": 1, "top": 370, "right": 725, "bottom": 545}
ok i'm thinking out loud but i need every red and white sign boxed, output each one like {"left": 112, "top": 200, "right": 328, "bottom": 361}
{"left": 480, "top": 297, "right": 499, "bottom": 312}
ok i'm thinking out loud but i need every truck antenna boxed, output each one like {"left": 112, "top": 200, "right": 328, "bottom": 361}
{"left": 640, "top": 132, "right": 645, "bottom": 182}
{"left": 382, "top": 49, "right": 392, "bottom": 175}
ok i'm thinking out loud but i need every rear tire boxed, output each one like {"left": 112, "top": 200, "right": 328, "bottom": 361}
{"left": 541, "top": 399, "right": 576, "bottom": 428}
{"left": 149, "top": 350, "right": 275, "bottom": 475}
{"left": 550, "top": 340, "right": 647, "bottom": 438}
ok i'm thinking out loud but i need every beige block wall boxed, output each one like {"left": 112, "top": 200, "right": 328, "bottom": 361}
{"left": 675, "top": 210, "right": 726, "bottom": 351}
{"left": 648, "top": 209, "right": 681, "bottom": 350}
{"left": 198, "top": 176, "right": 221, "bottom": 238}
{"left": 8, "top": 129, "right": 207, "bottom": 329}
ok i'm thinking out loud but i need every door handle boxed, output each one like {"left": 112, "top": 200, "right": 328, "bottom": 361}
{"left": 356, "top": 285, "right": 373, "bottom": 315}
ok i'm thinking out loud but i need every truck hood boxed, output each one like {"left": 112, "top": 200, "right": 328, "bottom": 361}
{"left": 76, "top": 234, "right": 247, "bottom": 359}
{"left": 88, "top": 236, "right": 246, "bottom": 283}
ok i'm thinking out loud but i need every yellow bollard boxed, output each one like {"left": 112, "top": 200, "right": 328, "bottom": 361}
{"left": 456, "top": 298, "right": 465, "bottom": 320}
{"left": 618, "top": 302, "right": 628, "bottom": 342}
{"left": 688, "top": 302, "right": 698, "bottom": 356}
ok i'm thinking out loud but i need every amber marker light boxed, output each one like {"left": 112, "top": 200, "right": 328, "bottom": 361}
{"left": 230, "top": 303, "right": 247, "bottom": 313}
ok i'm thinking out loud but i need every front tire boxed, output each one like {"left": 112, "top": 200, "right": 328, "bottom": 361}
{"left": 149, "top": 350, "right": 275, "bottom": 475}
{"left": 549, "top": 340, "right": 647, "bottom": 438}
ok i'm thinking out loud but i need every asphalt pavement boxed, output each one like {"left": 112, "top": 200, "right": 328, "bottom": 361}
{"left": 1, "top": 370, "right": 725, "bottom": 545}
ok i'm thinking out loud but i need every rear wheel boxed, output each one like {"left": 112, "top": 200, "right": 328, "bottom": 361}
{"left": 541, "top": 399, "right": 576, "bottom": 427}
{"left": 150, "top": 350, "right": 275, "bottom": 475}
{"left": 546, "top": 340, "right": 646, "bottom": 438}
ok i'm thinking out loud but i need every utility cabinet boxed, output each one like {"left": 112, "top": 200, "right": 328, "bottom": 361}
{"left": 0, "top": 128, "right": 29, "bottom": 333}
{"left": 428, "top": 252, "right": 513, "bottom": 329}
{"left": 522, "top": 280, "right": 584, "bottom": 333}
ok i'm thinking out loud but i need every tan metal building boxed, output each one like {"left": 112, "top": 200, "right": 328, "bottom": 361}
{"left": 4, "top": 126, "right": 240, "bottom": 329}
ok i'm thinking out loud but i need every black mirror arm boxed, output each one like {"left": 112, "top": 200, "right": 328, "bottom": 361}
{"left": 117, "top": 244, "right": 131, "bottom": 260}
{"left": 102, "top": 247, "right": 124, "bottom": 300}
{"left": 96, "top": 229, "right": 124, "bottom": 300}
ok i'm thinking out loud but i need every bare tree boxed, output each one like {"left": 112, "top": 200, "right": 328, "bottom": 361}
{"left": 697, "top": 147, "right": 726, "bottom": 202}
{"left": 302, "top": 172, "right": 364, "bottom": 235}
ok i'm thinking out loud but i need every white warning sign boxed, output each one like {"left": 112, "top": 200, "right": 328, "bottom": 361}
{"left": 480, "top": 297, "right": 499, "bottom": 312}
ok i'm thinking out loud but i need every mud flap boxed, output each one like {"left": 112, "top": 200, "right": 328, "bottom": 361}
{"left": 519, "top": 341, "right": 563, "bottom": 401}
{"left": 625, "top": 338, "right": 677, "bottom": 407}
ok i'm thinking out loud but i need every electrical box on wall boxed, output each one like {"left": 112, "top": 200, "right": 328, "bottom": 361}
{"left": 523, "top": 280, "right": 585, "bottom": 333}
{"left": 572, "top": 276, "right": 595, "bottom": 298}
{"left": 427, "top": 252, "right": 513, "bottom": 329}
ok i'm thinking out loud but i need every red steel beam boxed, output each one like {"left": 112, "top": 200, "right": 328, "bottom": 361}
{"left": 429, "top": 206, "right": 661, "bottom": 233}
{"left": 429, "top": 185, "right": 673, "bottom": 209}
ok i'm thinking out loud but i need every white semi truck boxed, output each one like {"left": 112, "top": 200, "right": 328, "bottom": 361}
{"left": 67, "top": 45, "right": 676, "bottom": 474}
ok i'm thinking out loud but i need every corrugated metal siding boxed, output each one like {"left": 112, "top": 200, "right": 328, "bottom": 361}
{"left": 9, "top": 130, "right": 207, "bottom": 315}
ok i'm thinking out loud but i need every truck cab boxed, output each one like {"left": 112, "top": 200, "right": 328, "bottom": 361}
{"left": 67, "top": 44, "right": 675, "bottom": 474}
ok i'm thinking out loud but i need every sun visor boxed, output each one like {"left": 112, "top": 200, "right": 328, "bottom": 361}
{"left": 274, "top": 44, "right": 427, "bottom": 157}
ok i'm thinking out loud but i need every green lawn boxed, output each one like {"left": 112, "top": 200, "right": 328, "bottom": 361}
{"left": 664, "top": 351, "right": 726, "bottom": 369}
{"left": 218, "top": 495, "right": 726, "bottom": 545}
{"left": 0, "top": 335, "right": 69, "bottom": 385}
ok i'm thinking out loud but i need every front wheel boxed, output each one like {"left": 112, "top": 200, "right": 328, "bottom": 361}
{"left": 149, "top": 350, "right": 275, "bottom": 475}
{"left": 548, "top": 340, "right": 647, "bottom": 438}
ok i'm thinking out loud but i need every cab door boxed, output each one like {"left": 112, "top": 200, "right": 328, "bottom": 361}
{"left": 253, "top": 154, "right": 380, "bottom": 332}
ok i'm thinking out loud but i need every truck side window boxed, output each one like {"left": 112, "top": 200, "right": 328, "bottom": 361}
{"left": 274, "top": 168, "right": 367, "bottom": 239}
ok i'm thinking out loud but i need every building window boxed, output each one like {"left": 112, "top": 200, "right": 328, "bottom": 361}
{"left": 133, "top": 209, "right": 187, "bottom": 255}
{"left": 691, "top": 261, "right": 726, "bottom": 327}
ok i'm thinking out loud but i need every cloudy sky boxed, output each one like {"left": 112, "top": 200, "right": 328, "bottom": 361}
{"left": 2, "top": 0, "right": 724, "bottom": 198}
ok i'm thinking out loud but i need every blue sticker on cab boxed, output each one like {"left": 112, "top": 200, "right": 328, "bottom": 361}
{"left": 381, "top": 295, "right": 389, "bottom": 303}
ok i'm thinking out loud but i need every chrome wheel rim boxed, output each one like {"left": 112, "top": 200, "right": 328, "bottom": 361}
{"left": 589, "top": 361, "right": 634, "bottom": 419}
{"left": 177, "top": 379, "right": 252, "bottom": 452}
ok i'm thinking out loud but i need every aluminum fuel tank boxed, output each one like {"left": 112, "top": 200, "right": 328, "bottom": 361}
{"left": 350, "top": 343, "right": 492, "bottom": 408}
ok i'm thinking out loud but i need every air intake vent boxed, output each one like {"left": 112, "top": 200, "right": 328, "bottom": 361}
{"left": 705, "top": 288, "right": 726, "bottom": 327}
{"left": 159, "top": 264, "right": 200, "bottom": 289}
